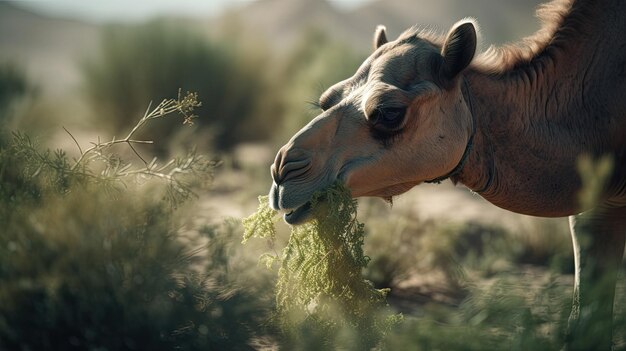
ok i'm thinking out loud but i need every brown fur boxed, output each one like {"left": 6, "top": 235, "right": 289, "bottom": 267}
{"left": 476, "top": 0, "right": 577, "bottom": 73}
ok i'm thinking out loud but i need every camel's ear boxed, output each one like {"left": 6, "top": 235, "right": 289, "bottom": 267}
{"left": 373, "top": 25, "right": 388, "bottom": 50}
{"left": 441, "top": 20, "right": 477, "bottom": 81}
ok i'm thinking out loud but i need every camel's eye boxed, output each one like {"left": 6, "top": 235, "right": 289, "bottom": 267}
{"left": 370, "top": 107, "right": 407, "bottom": 132}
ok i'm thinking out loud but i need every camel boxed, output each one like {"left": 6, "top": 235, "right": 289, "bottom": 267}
{"left": 268, "top": 0, "right": 626, "bottom": 349}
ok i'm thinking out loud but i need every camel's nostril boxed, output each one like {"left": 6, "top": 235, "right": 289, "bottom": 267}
{"left": 279, "top": 158, "right": 312, "bottom": 184}
{"left": 270, "top": 164, "right": 279, "bottom": 184}
{"left": 271, "top": 148, "right": 286, "bottom": 184}
{"left": 271, "top": 147, "right": 313, "bottom": 185}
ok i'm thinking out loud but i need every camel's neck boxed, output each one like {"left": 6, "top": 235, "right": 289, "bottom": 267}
{"left": 453, "top": 0, "right": 626, "bottom": 216}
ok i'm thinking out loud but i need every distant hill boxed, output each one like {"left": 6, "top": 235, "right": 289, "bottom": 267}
{"left": 215, "top": 0, "right": 545, "bottom": 52}
{"left": 211, "top": 0, "right": 362, "bottom": 50}
{"left": 0, "top": 2, "right": 99, "bottom": 94}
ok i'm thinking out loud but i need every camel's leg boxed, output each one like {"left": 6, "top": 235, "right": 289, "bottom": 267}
{"left": 566, "top": 206, "right": 626, "bottom": 351}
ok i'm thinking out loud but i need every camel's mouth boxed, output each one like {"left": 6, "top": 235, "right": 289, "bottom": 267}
{"left": 269, "top": 180, "right": 318, "bottom": 225}
{"left": 283, "top": 201, "right": 313, "bottom": 225}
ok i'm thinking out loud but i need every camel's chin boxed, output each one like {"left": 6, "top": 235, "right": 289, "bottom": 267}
{"left": 269, "top": 182, "right": 317, "bottom": 225}
{"left": 356, "top": 181, "right": 420, "bottom": 199}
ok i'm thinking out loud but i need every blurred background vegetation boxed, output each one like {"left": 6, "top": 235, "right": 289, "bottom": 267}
{"left": 81, "top": 20, "right": 277, "bottom": 153}
{"left": 0, "top": 0, "right": 625, "bottom": 349}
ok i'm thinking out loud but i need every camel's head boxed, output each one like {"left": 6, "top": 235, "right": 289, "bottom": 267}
{"left": 269, "top": 20, "right": 478, "bottom": 224}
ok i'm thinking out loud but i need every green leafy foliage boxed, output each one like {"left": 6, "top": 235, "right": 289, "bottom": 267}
{"left": 243, "top": 183, "right": 401, "bottom": 349}
{"left": 0, "top": 95, "right": 267, "bottom": 350}
{"left": 242, "top": 195, "right": 278, "bottom": 243}
{"left": 0, "top": 185, "right": 262, "bottom": 350}
{"left": 2, "top": 92, "right": 213, "bottom": 208}
{"left": 384, "top": 274, "right": 572, "bottom": 351}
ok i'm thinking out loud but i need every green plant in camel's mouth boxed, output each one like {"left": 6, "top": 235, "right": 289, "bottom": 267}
{"left": 243, "top": 182, "right": 401, "bottom": 347}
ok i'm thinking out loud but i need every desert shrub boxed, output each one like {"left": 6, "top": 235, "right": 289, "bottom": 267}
{"left": 0, "top": 96, "right": 268, "bottom": 350}
{"left": 360, "top": 204, "right": 435, "bottom": 289}
{"left": 441, "top": 222, "right": 520, "bottom": 277}
{"left": 0, "top": 185, "right": 264, "bottom": 350}
{"left": 385, "top": 278, "right": 571, "bottom": 351}
{"left": 361, "top": 202, "right": 516, "bottom": 293}
{"left": 361, "top": 198, "right": 571, "bottom": 292}
{"left": 82, "top": 21, "right": 272, "bottom": 151}
{"left": 513, "top": 218, "right": 572, "bottom": 273}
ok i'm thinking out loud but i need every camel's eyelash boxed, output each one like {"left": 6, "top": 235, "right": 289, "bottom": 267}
{"left": 306, "top": 100, "right": 322, "bottom": 111}
{"left": 319, "top": 89, "right": 344, "bottom": 111}
{"left": 319, "top": 97, "right": 333, "bottom": 111}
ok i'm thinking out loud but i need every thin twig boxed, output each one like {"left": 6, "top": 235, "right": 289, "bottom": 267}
{"left": 127, "top": 140, "right": 154, "bottom": 144}
{"left": 127, "top": 141, "right": 148, "bottom": 167}
{"left": 156, "top": 159, "right": 176, "bottom": 172}
{"left": 63, "top": 91, "right": 203, "bottom": 206}
{"left": 62, "top": 126, "right": 83, "bottom": 155}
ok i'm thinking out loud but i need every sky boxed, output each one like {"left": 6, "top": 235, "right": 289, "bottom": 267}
{"left": 12, "top": 0, "right": 373, "bottom": 23}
